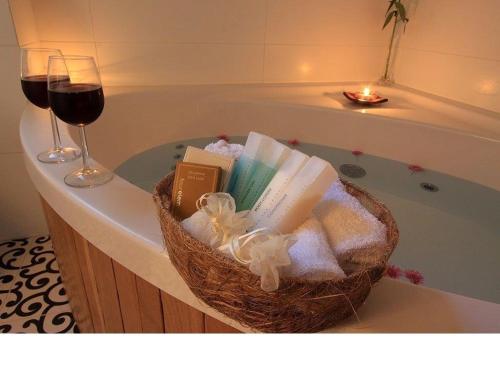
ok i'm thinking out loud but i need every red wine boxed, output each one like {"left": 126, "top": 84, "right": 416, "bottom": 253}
{"left": 21, "top": 75, "right": 50, "bottom": 109}
{"left": 49, "top": 83, "right": 104, "bottom": 125}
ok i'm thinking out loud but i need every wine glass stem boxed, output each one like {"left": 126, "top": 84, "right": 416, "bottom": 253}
{"left": 78, "top": 125, "right": 91, "bottom": 172}
{"left": 49, "top": 109, "right": 62, "bottom": 151}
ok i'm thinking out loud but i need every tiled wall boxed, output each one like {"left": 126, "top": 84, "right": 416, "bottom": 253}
{"left": 0, "top": 0, "right": 47, "bottom": 240}
{"left": 10, "top": 0, "right": 500, "bottom": 113}
{"left": 394, "top": 0, "right": 500, "bottom": 113}
{"left": 11, "top": 0, "right": 391, "bottom": 86}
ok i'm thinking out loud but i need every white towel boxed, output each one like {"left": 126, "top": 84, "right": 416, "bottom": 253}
{"left": 204, "top": 140, "right": 244, "bottom": 160}
{"left": 281, "top": 216, "right": 346, "bottom": 281}
{"left": 313, "top": 179, "right": 386, "bottom": 256}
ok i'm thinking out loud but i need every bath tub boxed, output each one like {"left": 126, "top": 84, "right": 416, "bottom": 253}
{"left": 20, "top": 83, "right": 500, "bottom": 332}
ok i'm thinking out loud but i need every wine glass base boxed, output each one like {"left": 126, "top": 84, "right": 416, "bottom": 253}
{"left": 37, "top": 147, "right": 81, "bottom": 164}
{"left": 64, "top": 167, "right": 113, "bottom": 188}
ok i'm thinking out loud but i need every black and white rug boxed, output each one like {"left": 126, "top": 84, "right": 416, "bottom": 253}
{"left": 0, "top": 235, "right": 78, "bottom": 333}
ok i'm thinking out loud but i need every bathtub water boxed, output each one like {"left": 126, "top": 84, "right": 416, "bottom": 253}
{"left": 115, "top": 136, "right": 500, "bottom": 304}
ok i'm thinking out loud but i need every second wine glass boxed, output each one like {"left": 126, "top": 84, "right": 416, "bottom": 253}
{"left": 48, "top": 55, "right": 113, "bottom": 188}
{"left": 20, "top": 48, "right": 81, "bottom": 163}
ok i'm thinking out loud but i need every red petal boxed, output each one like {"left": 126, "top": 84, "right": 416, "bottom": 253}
{"left": 386, "top": 264, "right": 402, "bottom": 279}
{"left": 288, "top": 139, "right": 300, "bottom": 146}
{"left": 217, "top": 134, "right": 230, "bottom": 142}
{"left": 404, "top": 269, "right": 424, "bottom": 285}
{"left": 352, "top": 150, "right": 363, "bottom": 156}
{"left": 408, "top": 164, "right": 424, "bottom": 173}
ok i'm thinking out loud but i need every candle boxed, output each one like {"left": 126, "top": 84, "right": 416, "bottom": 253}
{"left": 342, "top": 87, "right": 387, "bottom": 105}
{"left": 358, "top": 87, "right": 374, "bottom": 101}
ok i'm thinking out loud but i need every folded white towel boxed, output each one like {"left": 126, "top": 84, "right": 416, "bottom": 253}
{"left": 313, "top": 179, "right": 387, "bottom": 256}
{"left": 281, "top": 216, "right": 346, "bottom": 281}
{"left": 204, "top": 140, "right": 244, "bottom": 160}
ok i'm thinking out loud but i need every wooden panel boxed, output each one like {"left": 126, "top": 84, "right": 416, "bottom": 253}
{"left": 41, "top": 198, "right": 94, "bottom": 332}
{"left": 42, "top": 198, "right": 239, "bottom": 334}
{"left": 87, "top": 243, "right": 124, "bottom": 332}
{"left": 136, "top": 276, "right": 165, "bottom": 333}
{"left": 205, "top": 315, "right": 241, "bottom": 333}
{"left": 72, "top": 231, "right": 106, "bottom": 332}
{"left": 161, "top": 292, "right": 205, "bottom": 333}
{"left": 113, "top": 260, "right": 142, "bottom": 333}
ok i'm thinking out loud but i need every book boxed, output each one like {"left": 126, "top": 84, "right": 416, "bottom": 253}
{"left": 171, "top": 162, "right": 221, "bottom": 220}
{"left": 183, "top": 146, "right": 235, "bottom": 191}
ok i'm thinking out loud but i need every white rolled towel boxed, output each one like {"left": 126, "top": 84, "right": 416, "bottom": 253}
{"left": 313, "top": 179, "right": 387, "bottom": 256}
{"left": 281, "top": 216, "right": 346, "bottom": 281}
{"left": 204, "top": 140, "right": 244, "bottom": 160}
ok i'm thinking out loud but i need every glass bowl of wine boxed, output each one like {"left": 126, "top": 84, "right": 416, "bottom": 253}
{"left": 20, "top": 48, "right": 80, "bottom": 163}
{"left": 48, "top": 55, "right": 113, "bottom": 188}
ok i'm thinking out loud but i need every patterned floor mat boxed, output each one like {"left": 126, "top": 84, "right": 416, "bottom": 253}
{"left": 0, "top": 235, "right": 78, "bottom": 333}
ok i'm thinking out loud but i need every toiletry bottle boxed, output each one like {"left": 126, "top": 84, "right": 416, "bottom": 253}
{"left": 250, "top": 150, "right": 309, "bottom": 225}
{"left": 256, "top": 156, "right": 338, "bottom": 233}
{"left": 237, "top": 139, "right": 290, "bottom": 211}
{"left": 229, "top": 132, "right": 290, "bottom": 211}
{"left": 228, "top": 132, "right": 270, "bottom": 204}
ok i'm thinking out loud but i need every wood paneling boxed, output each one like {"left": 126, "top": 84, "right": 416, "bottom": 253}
{"left": 87, "top": 243, "right": 124, "bottom": 332}
{"left": 136, "top": 276, "right": 164, "bottom": 333}
{"left": 161, "top": 292, "right": 205, "bottom": 333}
{"left": 113, "top": 260, "right": 142, "bottom": 333}
{"left": 41, "top": 197, "right": 241, "bottom": 334}
{"left": 40, "top": 199, "right": 94, "bottom": 332}
{"left": 72, "top": 231, "right": 106, "bottom": 332}
{"left": 205, "top": 315, "right": 241, "bottom": 333}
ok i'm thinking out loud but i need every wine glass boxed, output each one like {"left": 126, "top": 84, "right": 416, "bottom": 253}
{"left": 20, "top": 48, "right": 81, "bottom": 163}
{"left": 47, "top": 55, "right": 113, "bottom": 188}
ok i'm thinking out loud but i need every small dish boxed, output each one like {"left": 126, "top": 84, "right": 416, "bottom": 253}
{"left": 343, "top": 91, "right": 388, "bottom": 105}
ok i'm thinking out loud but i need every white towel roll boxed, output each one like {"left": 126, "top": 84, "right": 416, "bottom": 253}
{"left": 313, "top": 179, "right": 387, "bottom": 256}
{"left": 281, "top": 216, "right": 346, "bottom": 281}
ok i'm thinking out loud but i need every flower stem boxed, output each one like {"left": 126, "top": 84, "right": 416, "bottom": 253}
{"left": 383, "top": 16, "right": 398, "bottom": 81}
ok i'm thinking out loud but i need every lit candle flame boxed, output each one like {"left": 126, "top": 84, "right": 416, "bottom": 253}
{"left": 362, "top": 87, "right": 371, "bottom": 96}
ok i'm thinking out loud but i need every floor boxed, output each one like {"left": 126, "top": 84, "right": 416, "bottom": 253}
{"left": 0, "top": 235, "right": 78, "bottom": 333}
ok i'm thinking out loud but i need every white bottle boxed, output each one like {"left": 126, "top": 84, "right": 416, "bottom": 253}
{"left": 250, "top": 150, "right": 309, "bottom": 225}
{"left": 256, "top": 156, "right": 338, "bottom": 234}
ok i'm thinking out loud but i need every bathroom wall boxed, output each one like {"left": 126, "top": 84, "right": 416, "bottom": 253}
{"left": 0, "top": 0, "right": 47, "bottom": 240}
{"left": 394, "top": 0, "right": 500, "bottom": 113}
{"left": 10, "top": 0, "right": 391, "bottom": 86}
{"left": 9, "top": 0, "right": 500, "bottom": 114}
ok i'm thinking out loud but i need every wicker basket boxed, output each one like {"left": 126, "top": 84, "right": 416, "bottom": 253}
{"left": 153, "top": 173, "right": 399, "bottom": 333}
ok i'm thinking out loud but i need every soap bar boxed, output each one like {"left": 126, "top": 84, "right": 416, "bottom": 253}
{"left": 183, "top": 146, "right": 235, "bottom": 191}
{"left": 171, "top": 162, "right": 221, "bottom": 220}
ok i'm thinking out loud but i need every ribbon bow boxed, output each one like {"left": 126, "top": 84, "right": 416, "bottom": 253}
{"left": 219, "top": 228, "right": 295, "bottom": 292}
{"left": 195, "top": 193, "right": 253, "bottom": 247}
{"left": 193, "top": 193, "right": 295, "bottom": 292}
